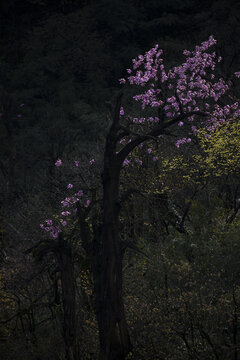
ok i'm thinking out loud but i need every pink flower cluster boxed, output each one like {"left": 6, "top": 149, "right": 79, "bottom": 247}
{"left": 175, "top": 137, "right": 191, "bottom": 148}
{"left": 119, "top": 36, "right": 240, "bottom": 147}
{"left": 40, "top": 220, "right": 63, "bottom": 239}
{"left": 40, "top": 160, "right": 91, "bottom": 238}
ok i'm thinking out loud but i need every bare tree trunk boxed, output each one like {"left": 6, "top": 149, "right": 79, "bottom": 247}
{"left": 94, "top": 171, "right": 131, "bottom": 360}
{"left": 92, "top": 95, "right": 132, "bottom": 360}
{"left": 56, "top": 236, "right": 78, "bottom": 360}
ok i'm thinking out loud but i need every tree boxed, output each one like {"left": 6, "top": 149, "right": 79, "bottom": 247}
{"left": 40, "top": 36, "right": 240, "bottom": 359}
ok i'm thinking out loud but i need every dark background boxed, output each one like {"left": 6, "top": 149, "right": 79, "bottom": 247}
{"left": 1, "top": 0, "right": 240, "bottom": 203}
{"left": 1, "top": 1, "right": 240, "bottom": 359}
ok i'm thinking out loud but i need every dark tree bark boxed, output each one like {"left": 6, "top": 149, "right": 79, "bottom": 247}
{"left": 75, "top": 91, "right": 208, "bottom": 359}
{"left": 97, "top": 168, "right": 131, "bottom": 360}
{"left": 27, "top": 236, "right": 78, "bottom": 360}
{"left": 92, "top": 94, "right": 132, "bottom": 360}
{"left": 55, "top": 236, "right": 78, "bottom": 360}
{"left": 91, "top": 94, "right": 205, "bottom": 359}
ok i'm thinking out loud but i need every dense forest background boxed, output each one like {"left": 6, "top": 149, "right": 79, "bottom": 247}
{"left": 1, "top": 0, "right": 240, "bottom": 359}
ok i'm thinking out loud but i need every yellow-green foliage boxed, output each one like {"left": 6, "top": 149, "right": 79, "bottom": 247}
{"left": 198, "top": 118, "right": 240, "bottom": 176}
{"left": 151, "top": 117, "right": 240, "bottom": 187}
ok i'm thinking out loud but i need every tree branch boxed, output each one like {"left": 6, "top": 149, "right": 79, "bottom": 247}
{"left": 117, "top": 111, "right": 208, "bottom": 166}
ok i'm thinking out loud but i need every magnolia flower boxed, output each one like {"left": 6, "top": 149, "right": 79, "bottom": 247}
{"left": 123, "top": 159, "right": 130, "bottom": 166}
{"left": 136, "top": 159, "right": 143, "bottom": 166}
{"left": 55, "top": 159, "right": 62, "bottom": 166}
{"left": 51, "top": 232, "right": 58, "bottom": 238}
{"left": 61, "top": 211, "right": 71, "bottom": 216}
{"left": 85, "top": 200, "right": 90, "bottom": 207}
{"left": 61, "top": 200, "right": 70, "bottom": 207}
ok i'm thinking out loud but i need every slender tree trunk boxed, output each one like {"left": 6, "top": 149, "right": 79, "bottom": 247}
{"left": 56, "top": 237, "right": 78, "bottom": 360}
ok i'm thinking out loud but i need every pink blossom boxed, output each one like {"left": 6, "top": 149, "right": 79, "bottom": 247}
{"left": 67, "top": 184, "right": 73, "bottom": 189}
{"left": 191, "top": 125, "right": 197, "bottom": 134}
{"left": 55, "top": 159, "right": 62, "bottom": 166}
{"left": 183, "top": 50, "right": 191, "bottom": 56}
{"left": 75, "top": 190, "right": 83, "bottom": 197}
{"left": 61, "top": 211, "right": 71, "bottom": 216}
{"left": 85, "top": 200, "right": 90, "bottom": 207}
{"left": 136, "top": 159, "right": 143, "bottom": 166}
{"left": 61, "top": 200, "right": 70, "bottom": 207}
{"left": 51, "top": 232, "right": 59, "bottom": 238}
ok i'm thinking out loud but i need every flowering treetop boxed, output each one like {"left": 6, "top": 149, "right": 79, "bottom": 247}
{"left": 40, "top": 159, "right": 94, "bottom": 238}
{"left": 119, "top": 35, "right": 240, "bottom": 147}
{"left": 40, "top": 36, "right": 240, "bottom": 239}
